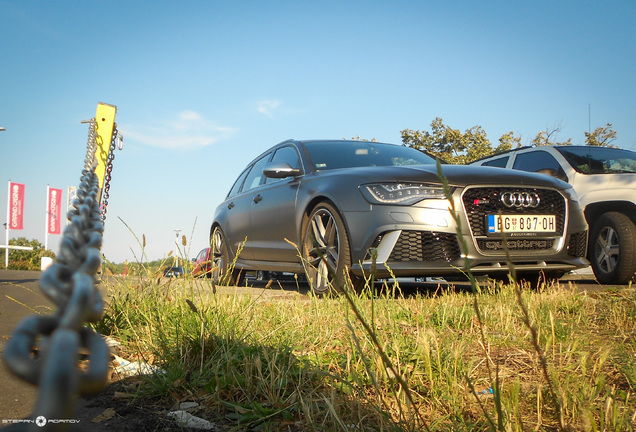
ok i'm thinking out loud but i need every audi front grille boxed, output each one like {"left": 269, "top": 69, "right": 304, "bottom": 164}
{"left": 462, "top": 187, "right": 566, "bottom": 254}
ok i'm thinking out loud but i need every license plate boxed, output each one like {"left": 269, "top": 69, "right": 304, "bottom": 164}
{"left": 487, "top": 214, "right": 556, "bottom": 233}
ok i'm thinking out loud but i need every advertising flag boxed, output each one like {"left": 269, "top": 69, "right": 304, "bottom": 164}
{"left": 47, "top": 187, "right": 62, "bottom": 235}
{"left": 8, "top": 182, "right": 25, "bottom": 230}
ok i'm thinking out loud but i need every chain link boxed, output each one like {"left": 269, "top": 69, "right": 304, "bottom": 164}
{"left": 2, "top": 119, "right": 111, "bottom": 431}
{"left": 85, "top": 119, "right": 98, "bottom": 170}
{"left": 100, "top": 125, "right": 119, "bottom": 221}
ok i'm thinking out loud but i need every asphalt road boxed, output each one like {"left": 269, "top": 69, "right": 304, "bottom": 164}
{"left": 0, "top": 270, "right": 54, "bottom": 423}
{"left": 0, "top": 267, "right": 621, "bottom": 424}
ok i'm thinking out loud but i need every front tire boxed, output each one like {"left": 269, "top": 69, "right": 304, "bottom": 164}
{"left": 301, "top": 202, "right": 361, "bottom": 295}
{"left": 589, "top": 212, "right": 636, "bottom": 285}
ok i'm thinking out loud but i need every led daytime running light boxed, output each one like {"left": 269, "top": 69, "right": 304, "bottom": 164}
{"left": 363, "top": 183, "right": 446, "bottom": 205}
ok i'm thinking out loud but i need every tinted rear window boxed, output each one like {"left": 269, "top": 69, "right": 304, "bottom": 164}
{"left": 512, "top": 150, "right": 568, "bottom": 181}
{"left": 482, "top": 157, "right": 508, "bottom": 168}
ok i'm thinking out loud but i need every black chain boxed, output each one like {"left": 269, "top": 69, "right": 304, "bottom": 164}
{"left": 2, "top": 119, "right": 110, "bottom": 431}
{"left": 100, "top": 125, "right": 118, "bottom": 221}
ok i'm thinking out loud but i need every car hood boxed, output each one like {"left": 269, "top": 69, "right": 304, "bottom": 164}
{"left": 320, "top": 164, "right": 569, "bottom": 189}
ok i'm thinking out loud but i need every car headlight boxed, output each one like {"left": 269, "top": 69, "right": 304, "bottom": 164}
{"left": 360, "top": 183, "right": 447, "bottom": 205}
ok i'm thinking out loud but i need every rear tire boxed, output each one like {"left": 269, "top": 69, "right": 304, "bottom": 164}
{"left": 589, "top": 212, "right": 636, "bottom": 285}
{"left": 301, "top": 202, "right": 363, "bottom": 295}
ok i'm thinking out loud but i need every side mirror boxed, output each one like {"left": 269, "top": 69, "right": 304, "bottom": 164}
{"left": 263, "top": 162, "right": 301, "bottom": 179}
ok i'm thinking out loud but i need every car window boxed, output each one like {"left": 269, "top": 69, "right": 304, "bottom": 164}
{"left": 243, "top": 153, "right": 272, "bottom": 191}
{"left": 303, "top": 141, "right": 437, "bottom": 171}
{"left": 265, "top": 146, "right": 302, "bottom": 184}
{"left": 227, "top": 168, "right": 250, "bottom": 198}
{"left": 482, "top": 157, "right": 508, "bottom": 168}
{"left": 556, "top": 146, "right": 636, "bottom": 174}
{"left": 512, "top": 150, "right": 568, "bottom": 181}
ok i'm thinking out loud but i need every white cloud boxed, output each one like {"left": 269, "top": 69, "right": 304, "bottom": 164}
{"left": 257, "top": 100, "right": 281, "bottom": 118}
{"left": 122, "top": 111, "right": 236, "bottom": 149}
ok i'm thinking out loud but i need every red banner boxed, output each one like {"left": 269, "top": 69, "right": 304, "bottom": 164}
{"left": 47, "top": 187, "right": 62, "bottom": 235}
{"left": 8, "top": 182, "right": 25, "bottom": 230}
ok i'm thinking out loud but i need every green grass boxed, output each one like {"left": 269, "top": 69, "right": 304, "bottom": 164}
{"left": 93, "top": 272, "right": 636, "bottom": 431}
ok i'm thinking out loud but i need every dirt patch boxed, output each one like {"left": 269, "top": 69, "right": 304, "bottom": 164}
{"left": 73, "top": 379, "right": 188, "bottom": 432}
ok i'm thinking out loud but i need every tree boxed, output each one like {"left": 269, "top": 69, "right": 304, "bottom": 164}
{"left": 403, "top": 118, "right": 621, "bottom": 165}
{"left": 531, "top": 122, "right": 572, "bottom": 147}
{"left": 1, "top": 237, "right": 55, "bottom": 270}
{"left": 585, "top": 123, "right": 617, "bottom": 147}
{"left": 349, "top": 135, "right": 378, "bottom": 142}
{"left": 401, "top": 117, "right": 519, "bottom": 164}
{"left": 498, "top": 131, "right": 523, "bottom": 150}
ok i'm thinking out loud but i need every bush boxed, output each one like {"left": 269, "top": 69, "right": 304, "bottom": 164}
{"left": 2, "top": 237, "right": 56, "bottom": 271}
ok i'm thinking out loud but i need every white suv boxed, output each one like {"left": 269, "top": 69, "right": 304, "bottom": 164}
{"left": 471, "top": 145, "right": 636, "bottom": 285}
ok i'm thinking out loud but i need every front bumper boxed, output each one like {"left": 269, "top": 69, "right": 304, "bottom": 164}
{"left": 344, "top": 185, "right": 589, "bottom": 279}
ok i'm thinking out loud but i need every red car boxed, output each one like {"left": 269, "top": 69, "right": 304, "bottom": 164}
{"left": 192, "top": 247, "right": 212, "bottom": 278}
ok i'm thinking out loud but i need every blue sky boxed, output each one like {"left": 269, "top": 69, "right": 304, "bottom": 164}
{"left": 1, "top": 0, "right": 635, "bottom": 264}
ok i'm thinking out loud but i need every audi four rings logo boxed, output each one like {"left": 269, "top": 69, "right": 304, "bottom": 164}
{"left": 500, "top": 192, "right": 541, "bottom": 208}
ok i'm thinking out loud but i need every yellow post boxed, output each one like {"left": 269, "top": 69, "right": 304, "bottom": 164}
{"left": 93, "top": 102, "right": 117, "bottom": 202}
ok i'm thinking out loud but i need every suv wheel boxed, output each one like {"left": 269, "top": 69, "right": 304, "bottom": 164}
{"left": 589, "top": 212, "right": 636, "bottom": 284}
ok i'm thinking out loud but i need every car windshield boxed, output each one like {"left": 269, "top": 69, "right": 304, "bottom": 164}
{"left": 557, "top": 146, "right": 636, "bottom": 174}
{"left": 302, "top": 141, "right": 439, "bottom": 171}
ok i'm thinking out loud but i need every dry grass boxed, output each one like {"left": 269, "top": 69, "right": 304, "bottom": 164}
{"left": 94, "top": 273, "right": 636, "bottom": 431}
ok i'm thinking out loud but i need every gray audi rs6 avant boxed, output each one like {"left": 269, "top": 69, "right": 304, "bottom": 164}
{"left": 211, "top": 140, "right": 589, "bottom": 294}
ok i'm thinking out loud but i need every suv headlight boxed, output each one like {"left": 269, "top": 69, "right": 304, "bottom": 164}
{"left": 360, "top": 183, "right": 447, "bottom": 205}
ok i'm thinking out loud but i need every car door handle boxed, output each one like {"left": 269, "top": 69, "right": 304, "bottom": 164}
{"left": 253, "top": 194, "right": 263, "bottom": 204}
{"left": 227, "top": 202, "right": 235, "bottom": 209}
